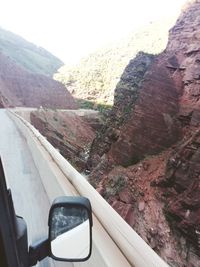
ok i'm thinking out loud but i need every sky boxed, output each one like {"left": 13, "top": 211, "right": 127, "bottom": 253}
{"left": 0, "top": 0, "right": 187, "bottom": 64}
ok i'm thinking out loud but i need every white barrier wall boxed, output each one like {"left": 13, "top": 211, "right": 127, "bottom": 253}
{"left": 8, "top": 110, "right": 170, "bottom": 267}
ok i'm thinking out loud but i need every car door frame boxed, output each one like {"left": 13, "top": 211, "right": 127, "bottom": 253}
{"left": 0, "top": 158, "right": 22, "bottom": 267}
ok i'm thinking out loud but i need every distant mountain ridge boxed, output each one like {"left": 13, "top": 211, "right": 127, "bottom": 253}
{"left": 54, "top": 17, "right": 180, "bottom": 105}
{"left": 0, "top": 27, "right": 63, "bottom": 76}
{"left": 0, "top": 52, "right": 76, "bottom": 109}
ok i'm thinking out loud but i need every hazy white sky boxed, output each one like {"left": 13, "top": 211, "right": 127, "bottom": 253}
{"left": 0, "top": 0, "right": 187, "bottom": 64}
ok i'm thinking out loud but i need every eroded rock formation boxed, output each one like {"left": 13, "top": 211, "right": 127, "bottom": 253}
{"left": 87, "top": 1, "right": 200, "bottom": 266}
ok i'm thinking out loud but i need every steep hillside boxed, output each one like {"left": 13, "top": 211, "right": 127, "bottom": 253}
{"left": 55, "top": 17, "right": 180, "bottom": 105}
{"left": 0, "top": 53, "right": 76, "bottom": 109}
{"left": 87, "top": 1, "right": 200, "bottom": 266}
{"left": 30, "top": 110, "right": 96, "bottom": 171}
{"left": 0, "top": 27, "right": 63, "bottom": 76}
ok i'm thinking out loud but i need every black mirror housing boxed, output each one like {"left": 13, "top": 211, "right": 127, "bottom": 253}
{"left": 48, "top": 196, "right": 92, "bottom": 262}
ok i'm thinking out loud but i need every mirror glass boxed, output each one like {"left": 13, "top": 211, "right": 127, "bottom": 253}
{"left": 50, "top": 206, "right": 90, "bottom": 260}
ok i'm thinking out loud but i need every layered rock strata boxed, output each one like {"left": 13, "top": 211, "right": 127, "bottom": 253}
{"left": 88, "top": 1, "right": 200, "bottom": 266}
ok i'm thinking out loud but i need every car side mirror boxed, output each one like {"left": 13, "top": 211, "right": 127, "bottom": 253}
{"left": 48, "top": 196, "right": 93, "bottom": 262}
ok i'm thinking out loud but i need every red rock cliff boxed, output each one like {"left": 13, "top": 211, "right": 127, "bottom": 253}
{"left": 88, "top": 1, "right": 200, "bottom": 266}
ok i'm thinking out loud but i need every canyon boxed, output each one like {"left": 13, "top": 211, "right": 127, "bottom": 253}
{"left": 1, "top": 1, "right": 200, "bottom": 266}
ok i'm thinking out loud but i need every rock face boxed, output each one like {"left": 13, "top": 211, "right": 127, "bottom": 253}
{"left": 88, "top": 1, "right": 200, "bottom": 266}
{"left": 0, "top": 53, "right": 76, "bottom": 109}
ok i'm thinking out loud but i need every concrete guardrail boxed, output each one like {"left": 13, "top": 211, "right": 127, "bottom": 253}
{"left": 8, "top": 110, "right": 170, "bottom": 267}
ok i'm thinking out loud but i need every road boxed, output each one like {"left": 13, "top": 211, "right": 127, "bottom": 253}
{"left": 0, "top": 109, "right": 132, "bottom": 267}
{"left": 0, "top": 110, "right": 71, "bottom": 267}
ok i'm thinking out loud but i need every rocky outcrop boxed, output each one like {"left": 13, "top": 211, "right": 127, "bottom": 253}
{"left": 88, "top": 53, "right": 158, "bottom": 169}
{"left": 109, "top": 55, "right": 180, "bottom": 166}
{"left": 88, "top": 52, "right": 181, "bottom": 174}
{"left": 0, "top": 53, "right": 76, "bottom": 109}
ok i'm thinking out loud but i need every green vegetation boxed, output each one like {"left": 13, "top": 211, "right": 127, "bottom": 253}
{"left": 76, "top": 99, "right": 112, "bottom": 115}
{"left": 54, "top": 17, "right": 177, "bottom": 104}
{"left": 0, "top": 27, "right": 63, "bottom": 76}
